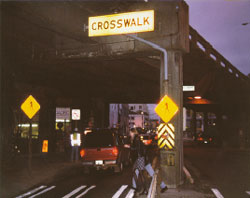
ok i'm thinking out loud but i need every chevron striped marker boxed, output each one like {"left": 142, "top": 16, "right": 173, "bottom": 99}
{"left": 157, "top": 123, "right": 175, "bottom": 150}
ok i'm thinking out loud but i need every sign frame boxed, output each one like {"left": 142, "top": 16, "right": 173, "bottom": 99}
{"left": 88, "top": 10, "right": 154, "bottom": 37}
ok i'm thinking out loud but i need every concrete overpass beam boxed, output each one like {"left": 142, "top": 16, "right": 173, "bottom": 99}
{"left": 91, "top": 98, "right": 109, "bottom": 128}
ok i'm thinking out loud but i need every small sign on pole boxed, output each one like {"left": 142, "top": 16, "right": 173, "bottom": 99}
{"left": 72, "top": 109, "right": 81, "bottom": 120}
{"left": 42, "top": 140, "right": 48, "bottom": 153}
{"left": 20, "top": 95, "right": 40, "bottom": 173}
{"left": 56, "top": 107, "right": 70, "bottom": 120}
{"left": 183, "top": 85, "right": 195, "bottom": 92}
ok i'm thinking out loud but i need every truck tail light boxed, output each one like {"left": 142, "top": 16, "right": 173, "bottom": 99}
{"left": 112, "top": 147, "right": 118, "bottom": 156}
{"left": 80, "top": 149, "right": 85, "bottom": 157}
{"left": 143, "top": 139, "right": 152, "bottom": 145}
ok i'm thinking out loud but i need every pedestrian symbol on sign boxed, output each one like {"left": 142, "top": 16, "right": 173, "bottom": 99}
{"left": 155, "top": 95, "right": 179, "bottom": 123}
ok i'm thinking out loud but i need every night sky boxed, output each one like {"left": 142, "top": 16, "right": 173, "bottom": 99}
{"left": 185, "top": 0, "right": 250, "bottom": 76}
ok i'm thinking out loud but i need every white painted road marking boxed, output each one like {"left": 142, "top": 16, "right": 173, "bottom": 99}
{"left": 112, "top": 185, "right": 128, "bottom": 198}
{"left": 62, "top": 185, "right": 86, "bottom": 198}
{"left": 211, "top": 188, "right": 224, "bottom": 198}
{"left": 125, "top": 189, "right": 135, "bottom": 198}
{"left": 75, "top": 185, "right": 96, "bottom": 198}
{"left": 28, "top": 186, "right": 56, "bottom": 198}
{"left": 246, "top": 191, "right": 250, "bottom": 195}
{"left": 16, "top": 185, "right": 47, "bottom": 198}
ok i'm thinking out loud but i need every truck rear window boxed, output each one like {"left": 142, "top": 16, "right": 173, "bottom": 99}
{"left": 84, "top": 132, "right": 114, "bottom": 148}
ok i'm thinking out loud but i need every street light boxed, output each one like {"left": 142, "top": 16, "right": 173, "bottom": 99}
{"left": 141, "top": 111, "right": 144, "bottom": 129}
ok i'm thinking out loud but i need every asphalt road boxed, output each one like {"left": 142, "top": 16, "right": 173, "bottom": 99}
{"left": 13, "top": 146, "right": 157, "bottom": 198}
{"left": 14, "top": 164, "right": 138, "bottom": 198}
{"left": 184, "top": 141, "right": 250, "bottom": 198}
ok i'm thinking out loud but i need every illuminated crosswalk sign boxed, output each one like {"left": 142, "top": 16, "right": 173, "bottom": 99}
{"left": 157, "top": 123, "right": 175, "bottom": 150}
{"left": 155, "top": 95, "right": 179, "bottom": 123}
{"left": 21, "top": 95, "right": 40, "bottom": 119}
{"left": 88, "top": 10, "right": 154, "bottom": 37}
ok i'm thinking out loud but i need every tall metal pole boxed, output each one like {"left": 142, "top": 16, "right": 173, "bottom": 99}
{"left": 28, "top": 118, "right": 33, "bottom": 174}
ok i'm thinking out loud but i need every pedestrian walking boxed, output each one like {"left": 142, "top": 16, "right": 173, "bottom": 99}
{"left": 130, "top": 128, "right": 148, "bottom": 195}
{"left": 70, "top": 128, "right": 81, "bottom": 162}
{"left": 129, "top": 128, "right": 168, "bottom": 194}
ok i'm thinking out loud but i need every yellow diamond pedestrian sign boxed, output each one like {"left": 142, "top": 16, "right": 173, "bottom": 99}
{"left": 155, "top": 95, "right": 179, "bottom": 123}
{"left": 21, "top": 95, "right": 40, "bottom": 119}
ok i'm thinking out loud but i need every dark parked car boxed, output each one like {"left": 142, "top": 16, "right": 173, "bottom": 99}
{"left": 80, "top": 128, "right": 131, "bottom": 174}
{"left": 196, "top": 133, "right": 214, "bottom": 144}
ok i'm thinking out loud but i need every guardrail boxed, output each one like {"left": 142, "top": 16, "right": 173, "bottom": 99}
{"left": 147, "top": 169, "right": 159, "bottom": 198}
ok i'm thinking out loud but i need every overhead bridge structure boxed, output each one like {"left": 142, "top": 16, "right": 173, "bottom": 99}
{"left": 1, "top": 1, "right": 249, "bottom": 157}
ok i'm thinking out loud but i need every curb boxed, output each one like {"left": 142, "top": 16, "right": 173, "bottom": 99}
{"left": 183, "top": 166, "right": 194, "bottom": 184}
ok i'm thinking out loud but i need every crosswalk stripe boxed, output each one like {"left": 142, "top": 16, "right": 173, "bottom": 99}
{"left": 125, "top": 189, "right": 135, "bottom": 198}
{"left": 28, "top": 186, "right": 56, "bottom": 198}
{"left": 246, "top": 191, "right": 250, "bottom": 195}
{"left": 211, "top": 188, "right": 224, "bottom": 198}
{"left": 112, "top": 185, "right": 128, "bottom": 198}
{"left": 62, "top": 185, "right": 86, "bottom": 198}
{"left": 16, "top": 185, "right": 47, "bottom": 198}
{"left": 75, "top": 185, "right": 96, "bottom": 198}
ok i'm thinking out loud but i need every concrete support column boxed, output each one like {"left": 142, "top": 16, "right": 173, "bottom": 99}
{"left": 204, "top": 111, "right": 208, "bottom": 134}
{"left": 160, "top": 50, "right": 184, "bottom": 188}
{"left": 215, "top": 110, "right": 223, "bottom": 145}
{"left": 92, "top": 98, "right": 109, "bottom": 128}
{"left": 39, "top": 96, "right": 56, "bottom": 153}
{"left": 192, "top": 109, "right": 197, "bottom": 138}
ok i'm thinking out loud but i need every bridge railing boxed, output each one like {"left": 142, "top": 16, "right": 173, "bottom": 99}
{"left": 189, "top": 26, "right": 249, "bottom": 83}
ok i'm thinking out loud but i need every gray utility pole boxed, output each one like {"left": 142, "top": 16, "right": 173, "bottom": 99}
{"left": 127, "top": 34, "right": 184, "bottom": 188}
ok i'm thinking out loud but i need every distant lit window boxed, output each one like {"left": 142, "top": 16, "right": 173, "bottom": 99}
{"left": 16, "top": 113, "right": 39, "bottom": 139}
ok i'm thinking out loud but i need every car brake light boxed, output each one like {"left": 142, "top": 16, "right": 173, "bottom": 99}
{"left": 80, "top": 149, "right": 85, "bottom": 157}
{"left": 143, "top": 140, "right": 152, "bottom": 145}
{"left": 112, "top": 147, "right": 118, "bottom": 156}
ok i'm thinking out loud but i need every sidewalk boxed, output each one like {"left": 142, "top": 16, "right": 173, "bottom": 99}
{"left": 138, "top": 156, "right": 216, "bottom": 198}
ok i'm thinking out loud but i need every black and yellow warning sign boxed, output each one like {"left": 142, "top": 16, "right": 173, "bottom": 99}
{"left": 157, "top": 123, "right": 175, "bottom": 150}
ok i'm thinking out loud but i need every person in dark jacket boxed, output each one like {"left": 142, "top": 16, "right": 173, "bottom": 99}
{"left": 130, "top": 128, "right": 148, "bottom": 195}
{"left": 130, "top": 128, "right": 168, "bottom": 194}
